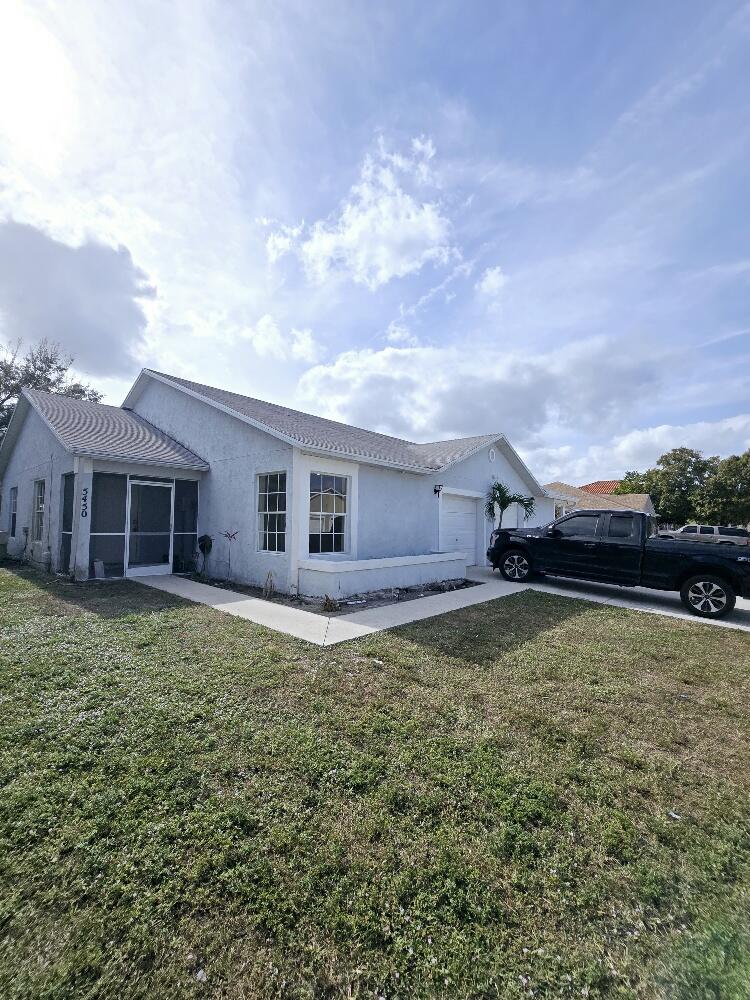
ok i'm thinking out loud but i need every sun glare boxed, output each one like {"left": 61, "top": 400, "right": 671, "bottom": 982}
{"left": 0, "top": 1, "right": 77, "bottom": 173}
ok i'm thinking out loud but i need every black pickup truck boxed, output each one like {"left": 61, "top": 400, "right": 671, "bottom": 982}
{"left": 487, "top": 509, "right": 750, "bottom": 619}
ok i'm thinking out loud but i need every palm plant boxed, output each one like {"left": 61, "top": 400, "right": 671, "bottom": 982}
{"left": 484, "top": 478, "right": 536, "bottom": 530}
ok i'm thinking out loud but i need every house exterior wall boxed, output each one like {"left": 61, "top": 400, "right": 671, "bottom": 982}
{"left": 356, "top": 440, "right": 547, "bottom": 563}
{"left": 1, "top": 407, "right": 73, "bottom": 570}
{"left": 130, "top": 378, "right": 294, "bottom": 590}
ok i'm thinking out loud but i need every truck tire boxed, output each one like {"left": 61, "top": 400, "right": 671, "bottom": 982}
{"left": 680, "top": 574, "right": 736, "bottom": 619}
{"left": 499, "top": 548, "right": 533, "bottom": 582}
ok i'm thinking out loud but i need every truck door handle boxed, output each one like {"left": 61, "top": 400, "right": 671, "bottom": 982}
{"left": 583, "top": 542, "right": 597, "bottom": 548}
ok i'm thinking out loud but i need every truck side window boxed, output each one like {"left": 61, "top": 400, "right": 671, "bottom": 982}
{"left": 608, "top": 515, "right": 634, "bottom": 538}
{"left": 699, "top": 526, "right": 714, "bottom": 535}
{"left": 558, "top": 514, "right": 599, "bottom": 537}
{"left": 682, "top": 526, "right": 697, "bottom": 533}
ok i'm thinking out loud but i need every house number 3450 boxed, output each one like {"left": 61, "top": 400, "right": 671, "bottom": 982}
{"left": 80, "top": 487, "right": 89, "bottom": 518}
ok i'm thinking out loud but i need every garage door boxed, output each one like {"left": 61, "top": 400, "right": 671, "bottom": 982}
{"left": 440, "top": 494, "right": 478, "bottom": 565}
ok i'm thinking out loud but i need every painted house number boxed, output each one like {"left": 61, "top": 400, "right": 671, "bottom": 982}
{"left": 80, "top": 487, "right": 89, "bottom": 518}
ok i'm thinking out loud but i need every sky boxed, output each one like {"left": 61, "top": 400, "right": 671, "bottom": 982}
{"left": 0, "top": 0, "right": 749, "bottom": 485}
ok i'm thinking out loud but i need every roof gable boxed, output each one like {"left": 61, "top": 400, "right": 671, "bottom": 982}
{"left": 1, "top": 389, "right": 209, "bottom": 473}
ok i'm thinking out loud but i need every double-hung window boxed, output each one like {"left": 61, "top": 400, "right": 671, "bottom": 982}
{"left": 9, "top": 487, "right": 17, "bottom": 537}
{"left": 33, "top": 480, "right": 45, "bottom": 542}
{"left": 257, "top": 473, "right": 286, "bottom": 552}
{"left": 309, "top": 473, "right": 347, "bottom": 553}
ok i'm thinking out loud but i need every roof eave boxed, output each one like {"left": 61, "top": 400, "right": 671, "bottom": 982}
{"left": 70, "top": 447, "right": 209, "bottom": 472}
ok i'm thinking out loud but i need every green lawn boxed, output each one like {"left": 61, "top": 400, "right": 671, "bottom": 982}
{"left": 1, "top": 565, "right": 749, "bottom": 1000}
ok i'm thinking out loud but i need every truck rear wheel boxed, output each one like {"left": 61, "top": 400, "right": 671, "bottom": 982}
{"left": 680, "top": 574, "right": 736, "bottom": 619}
{"left": 499, "top": 548, "right": 533, "bottom": 582}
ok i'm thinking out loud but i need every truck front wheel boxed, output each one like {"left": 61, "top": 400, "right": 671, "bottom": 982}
{"left": 680, "top": 574, "right": 736, "bottom": 619}
{"left": 499, "top": 548, "right": 533, "bottom": 582}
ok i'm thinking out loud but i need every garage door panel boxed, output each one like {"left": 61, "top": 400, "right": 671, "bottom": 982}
{"left": 440, "top": 495, "right": 478, "bottom": 565}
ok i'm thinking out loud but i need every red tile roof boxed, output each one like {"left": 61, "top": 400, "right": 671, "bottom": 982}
{"left": 579, "top": 479, "right": 621, "bottom": 495}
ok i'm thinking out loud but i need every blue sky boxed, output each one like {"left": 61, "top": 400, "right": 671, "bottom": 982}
{"left": 0, "top": 0, "right": 749, "bottom": 483}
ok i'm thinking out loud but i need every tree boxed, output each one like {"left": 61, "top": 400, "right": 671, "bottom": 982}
{"left": 0, "top": 340, "right": 102, "bottom": 443}
{"left": 614, "top": 447, "right": 728, "bottom": 525}
{"left": 485, "top": 478, "right": 536, "bottom": 530}
{"left": 648, "top": 448, "right": 719, "bottom": 525}
{"left": 695, "top": 451, "right": 750, "bottom": 525}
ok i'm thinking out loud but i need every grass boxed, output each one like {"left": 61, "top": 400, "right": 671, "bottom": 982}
{"left": 0, "top": 564, "right": 749, "bottom": 999}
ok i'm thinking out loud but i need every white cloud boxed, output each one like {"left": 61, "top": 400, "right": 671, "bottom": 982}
{"left": 475, "top": 264, "right": 508, "bottom": 298}
{"left": 265, "top": 222, "right": 304, "bottom": 264}
{"left": 385, "top": 321, "right": 418, "bottom": 346}
{"left": 242, "top": 314, "right": 321, "bottom": 363}
{"left": 297, "top": 334, "right": 661, "bottom": 444}
{"left": 525, "top": 414, "right": 750, "bottom": 485}
{"left": 289, "top": 327, "right": 321, "bottom": 363}
{"left": 268, "top": 138, "right": 453, "bottom": 290}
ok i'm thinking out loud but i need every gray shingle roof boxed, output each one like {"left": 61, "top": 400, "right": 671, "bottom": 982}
{"left": 23, "top": 389, "right": 209, "bottom": 470}
{"left": 148, "top": 371, "right": 501, "bottom": 473}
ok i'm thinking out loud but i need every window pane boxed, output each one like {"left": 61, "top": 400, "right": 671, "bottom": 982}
{"left": 91, "top": 474, "right": 127, "bottom": 533}
{"left": 309, "top": 533, "right": 321, "bottom": 553}
{"left": 608, "top": 515, "right": 634, "bottom": 539}
{"left": 558, "top": 515, "right": 598, "bottom": 537}
{"left": 89, "top": 535, "right": 125, "bottom": 577}
{"left": 682, "top": 526, "right": 697, "bottom": 533}
{"left": 321, "top": 474, "right": 335, "bottom": 496}
{"left": 9, "top": 487, "right": 17, "bottom": 537}
{"left": 174, "top": 480, "right": 198, "bottom": 533}
{"left": 258, "top": 472, "right": 287, "bottom": 552}
{"left": 699, "top": 526, "right": 714, "bottom": 535}
{"left": 310, "top": 473, "right": 322, "bottom": 494}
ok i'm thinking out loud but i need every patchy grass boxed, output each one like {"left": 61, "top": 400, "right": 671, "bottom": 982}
{"left": 0, "top": 564, "right": 749, "bottom": 1000}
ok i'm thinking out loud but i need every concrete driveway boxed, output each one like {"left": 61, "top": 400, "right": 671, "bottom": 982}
{"left": 468, "top": 566, "right": 750, "bottom": 633}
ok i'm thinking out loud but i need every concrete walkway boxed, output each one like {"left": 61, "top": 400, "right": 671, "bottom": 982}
{"left": 139, "top": 567, "right": 750, "bottom": 646}
{"left": 137, "top": 574, "right": 526, "bottom": 646}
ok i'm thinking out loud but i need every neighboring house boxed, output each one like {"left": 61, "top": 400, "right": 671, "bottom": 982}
{"left": 544, "top": 481, "right": 655, "bottom": 518}
{"left": 0, "top": 370, "right": 554, "bottom": 597}
{"left": 579, "top": 479, "right": 622, "bottom": 495}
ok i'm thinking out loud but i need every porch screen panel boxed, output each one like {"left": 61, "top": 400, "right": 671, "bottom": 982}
{"left": 173, "top": 480, "right": 198, "bottom": 572}
{"left": 89, "top": 473, "right": 127, "bottom": 577}
{"left": 128, "top": 483, "right": 171, "bottom": 567}
{"left": 59, "top": 473, "right": 75, "bottom": 573}
{"left": 91, "top": 474, "right": 127, "bottom": 533}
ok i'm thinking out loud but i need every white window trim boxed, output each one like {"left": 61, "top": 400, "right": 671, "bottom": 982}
{"left": 308, "top": 469, "right": 351, "bottom": 556}
{"left": 289, "top": 452, "right": 359, "bottom": 585}
{"left": 9, "top": 486, "right": 18, "bottom": 537}
{"left": 32, "top": 479, "right": 45, "bottom": 543}
{"left": 256, "top": 471, "right": 287, "bottom": 554}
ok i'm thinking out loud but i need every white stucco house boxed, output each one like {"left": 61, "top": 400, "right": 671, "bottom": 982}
{"left": 0, "top": 370, "right": 553, "bottom": 597}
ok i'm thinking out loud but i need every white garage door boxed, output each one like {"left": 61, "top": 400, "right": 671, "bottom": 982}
{"left": 440, "top": 494, "right": 478, "bottom": 565}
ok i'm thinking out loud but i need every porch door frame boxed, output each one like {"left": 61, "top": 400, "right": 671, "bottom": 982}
{"left": 125, "top": 478, "right": 175, "bottom": 578}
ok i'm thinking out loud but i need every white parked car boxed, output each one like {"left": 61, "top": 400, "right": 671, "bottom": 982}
{"left": 659, "top": 524, "right": 749, "bottom": 546}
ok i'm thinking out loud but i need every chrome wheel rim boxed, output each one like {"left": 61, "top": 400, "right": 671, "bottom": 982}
{"left": 503, "top": 554, "right": 529, "bottom": 580}
{"left": 687, "top": 580, "right": 727, "bottom": 614}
